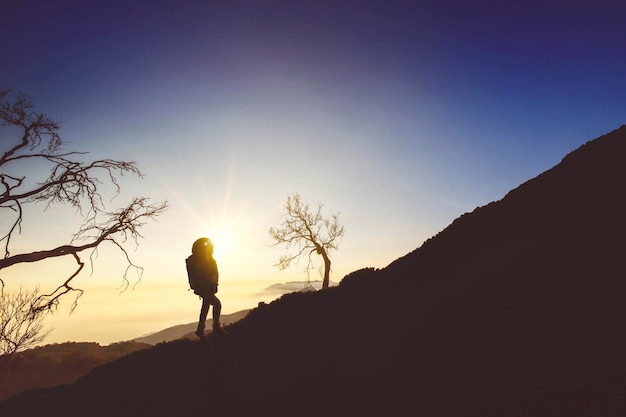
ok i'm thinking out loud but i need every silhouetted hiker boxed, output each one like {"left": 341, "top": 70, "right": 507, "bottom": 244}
{"left": 186, "top": 237, "right": 228, "bottom": 339}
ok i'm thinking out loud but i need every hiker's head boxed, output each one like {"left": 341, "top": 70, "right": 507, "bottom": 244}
{"left": 192, "top": 237, "right": 213, "bottom": 257}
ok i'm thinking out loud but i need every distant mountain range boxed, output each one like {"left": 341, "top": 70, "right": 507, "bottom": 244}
{"left": 131, "top": 309, "right": 252, "bottom": 345}
{"left": 3, "top": 126, "right": 626, "bottom": 416}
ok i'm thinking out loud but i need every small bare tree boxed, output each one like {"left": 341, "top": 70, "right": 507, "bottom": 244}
{"left": 0, "top": 88, "right": 168, "bottom": 345}
{"left": 269, "top": 193, "right": 345, "bottom": 289}
{"left": 0, "top": 286, "right": 52, "bottom": 376}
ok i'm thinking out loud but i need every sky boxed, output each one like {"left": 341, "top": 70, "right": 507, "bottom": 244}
{"left": 2, "top": 0, "right": 626, "bottom": 345}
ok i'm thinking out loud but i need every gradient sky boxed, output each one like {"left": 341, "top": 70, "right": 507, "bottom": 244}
{"left": 3, "top": 0, "right": 626, "bottom": 344}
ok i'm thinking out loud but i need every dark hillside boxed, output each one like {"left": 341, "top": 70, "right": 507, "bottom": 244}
{"left": 2, "top": 126, "right": 626, "bottom": 416}
{"left": 0, "top": 341, "right": 149, "bottom": 402}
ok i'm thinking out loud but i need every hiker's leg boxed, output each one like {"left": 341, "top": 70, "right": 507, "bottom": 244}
{"left": 197, "top": 296, "right": 210, "bottom": 332}
{"left": 211, "top": 295, "right": 227, "bottom": 335}
{"left": 211, "top": 295, "right": 222, "bottom": 324}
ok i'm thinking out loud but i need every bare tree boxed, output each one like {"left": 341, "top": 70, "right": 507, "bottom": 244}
{"left": 269, "top": 193, "right": 345, "bottom": 289}
{"left": 0, "top": 88, "right": 168, "bottom": 337}
{"left": 0, "top": 286, "right": 52, "bottom": 376}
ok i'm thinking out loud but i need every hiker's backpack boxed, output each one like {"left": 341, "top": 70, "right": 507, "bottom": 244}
{"left": 185, "top": 256, "right": 200, "bottom": 293}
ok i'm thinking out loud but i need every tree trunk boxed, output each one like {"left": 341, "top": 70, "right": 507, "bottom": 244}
{"left": 321, "top": 251, "right": 331, "bottom": 289}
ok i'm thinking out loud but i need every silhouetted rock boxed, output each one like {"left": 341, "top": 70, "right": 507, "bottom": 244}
{"left": 2, "top": 126, "right": 626, "bottom": 416}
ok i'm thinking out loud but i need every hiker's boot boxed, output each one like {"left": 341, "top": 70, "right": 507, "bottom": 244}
{"left": 195, "top": 326, "right": 206, "bottom": 340}
{"left": 212, "top": 323, "right": 228, "bottom": 336}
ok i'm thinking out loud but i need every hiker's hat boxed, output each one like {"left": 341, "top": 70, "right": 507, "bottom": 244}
{"left": 192, "top": 237, "right": 213, "bottom": 255}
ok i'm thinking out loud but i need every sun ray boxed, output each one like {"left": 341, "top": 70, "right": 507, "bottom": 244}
{"left": 153, "top": 142, "right": 282, "bottom": 283}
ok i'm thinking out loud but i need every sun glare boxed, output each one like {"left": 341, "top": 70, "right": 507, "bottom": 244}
{"left": 210, "top": 226, "right": 236, "bottom": 260}
{"left": 157, "top": 157, "right": 274, "bottom": 280}
{"left": 159, "top": 179, "right": 246, "bottom": 269}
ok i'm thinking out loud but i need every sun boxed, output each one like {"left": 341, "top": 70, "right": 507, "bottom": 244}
{"left": 210, "top": 226, "right": 236, "bottom": 260}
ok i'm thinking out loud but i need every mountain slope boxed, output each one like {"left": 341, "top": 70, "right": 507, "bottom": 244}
{"left": 2, "top": 126, "right": 626, "bottom": 416}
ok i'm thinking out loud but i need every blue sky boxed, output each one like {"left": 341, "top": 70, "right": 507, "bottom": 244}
{"left": 3, "top": 0, "right": 626, "bottom": 343}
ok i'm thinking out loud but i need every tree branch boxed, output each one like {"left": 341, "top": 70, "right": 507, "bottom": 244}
{"left": 269, "top": 193, "right": 344, "bottom": 283}
{"left": 0, "top": 88, "right": 170, "bottom": 351}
